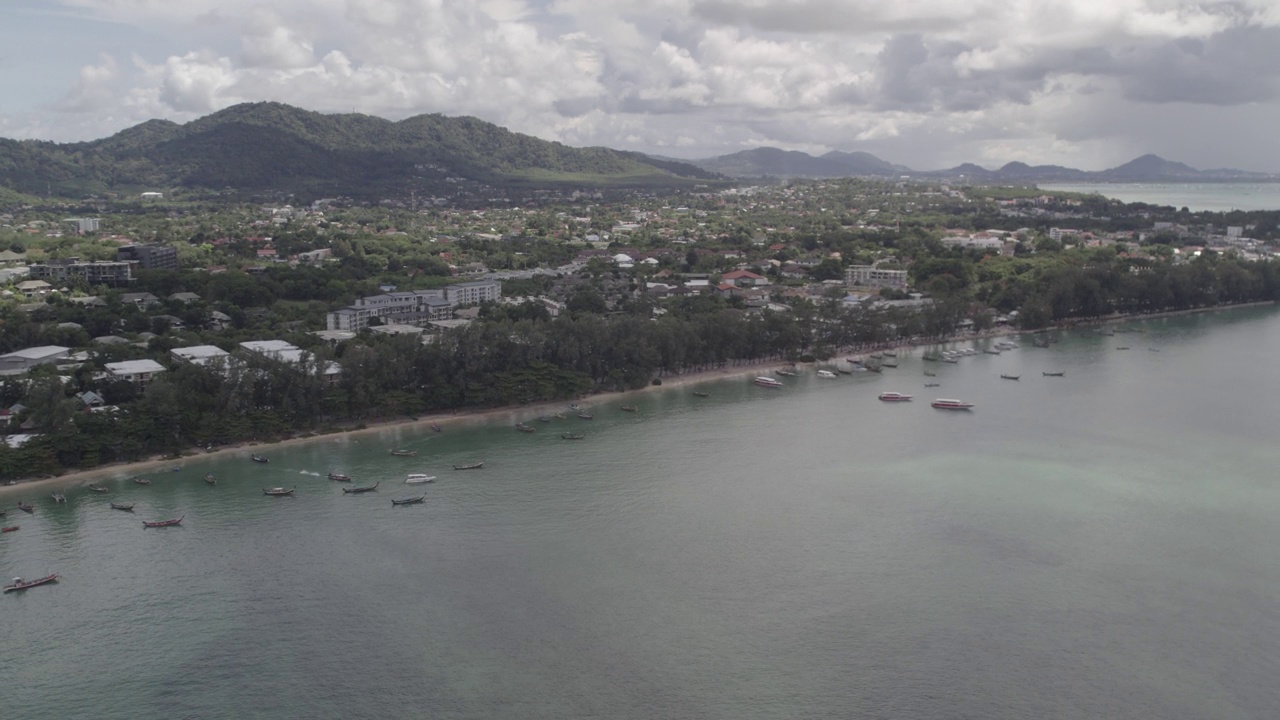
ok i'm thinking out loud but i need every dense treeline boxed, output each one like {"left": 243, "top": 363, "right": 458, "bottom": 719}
{"left": 0, "top": 298, "right": 960, "bottom": 479}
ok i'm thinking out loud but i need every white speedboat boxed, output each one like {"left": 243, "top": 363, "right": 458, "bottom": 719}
{"left": 816, "top": 369, "right": 838, "bottom": 378}
{"left": 405, "top": 474, "right": 436, "bottom": 484}
{"left": 753, "top": 376, "right": 784, "bottom": 388}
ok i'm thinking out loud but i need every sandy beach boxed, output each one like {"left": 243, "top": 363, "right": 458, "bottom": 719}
{"left": 3, "top": 300, "right": 1271, "bottom": 499}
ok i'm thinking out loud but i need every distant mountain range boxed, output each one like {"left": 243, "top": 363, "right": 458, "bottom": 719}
{"left": 0, "top": 102, "right": 719, "bottom": 198}
{"left": 690, "top": 148, "right": 1277, "bottom": 183}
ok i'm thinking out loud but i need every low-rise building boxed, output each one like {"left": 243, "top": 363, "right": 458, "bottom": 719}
{"left": 105, "top": 359, "right": 166, "bottom": 387}
{"left": 170, "top": 345, "right": 230, "bottom": 366}
{"left": 29, "top": 259, "right": 134, "bottom": 286}
{"left": 845, "top": 265, "right": 908, "bottom": 289}
{"left": 0, "top": 345, "right": 70, "bottom": 375}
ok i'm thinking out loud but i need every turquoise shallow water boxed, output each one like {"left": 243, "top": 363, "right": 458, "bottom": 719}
{"left": 4, "top": 307, "right": 1280, "bottom": 719}
{"left": 1038, "top": 182, "right": 1280, "bottom": 212}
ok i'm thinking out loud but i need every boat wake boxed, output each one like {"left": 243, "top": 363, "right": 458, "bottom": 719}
{"left": 299, "top": 470, "right": 321, "bottom": 476}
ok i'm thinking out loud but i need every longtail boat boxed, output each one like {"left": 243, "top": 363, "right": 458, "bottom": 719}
{"left": 262, "top": 487, "right": 295, "bottom": 496}
{"left": 561, "top": 433, "right": 585, "bottom": 440}
{"left": 110, "top": 502, "right": 135, "bottom": 511}
{"left": 577, "top": 412, "right": 593, "bottom": 420}
{"left": 453, "top": 462, "right": 484, "bottom": 470}
{"left": 4, "top": 573, "right": 58, "bottom": 592}
{"left": 390, "top": 449, "right": 417, "bottom": 457}
{"left": 515, "top": 423, "right": 536, "bottom": 433}
{"left": 87, "top": 484, "right": 109, "bottom": 493}
{"left": 17, "top": 502, "right": 34, "bottom": 514}
{"left": 431, "top": 423, "right": 442, "bottom": 432}
{"left": 2, "top": 526, "right": 18, "bottom": 533}
{"left": 143, "top": 516, "right": 183, "bottom": 528}
{"left": 620, "top": 405, "right": 637, "bottom": 412}
{"left": 1000, "top": 374, "right": 1020, "bottom": 381}
{"left": 342, "top": 482, "right": 380, "bottom": 494}
{"left": 391, "top": 496, "right": 425, "bottom": 506}
{"left": 133, "top": 477, "right": 152, "bottom": 485}
{"left": 251, "top": 454, "right": 270, "bottom": 463}
{"left": 204, "top": 474, "right": 217, "bottom": 485}
{"left": 328, "top": 472, "right": 353, "bottom": 482}
{"left": 1042, "top": 371, "right": 1065, "bottom": 377}
{"left": 50, "top": 493, "right": 66, "bottom": 503}
{"left": 693, "top": 391, "right": 710, "bottom": 398}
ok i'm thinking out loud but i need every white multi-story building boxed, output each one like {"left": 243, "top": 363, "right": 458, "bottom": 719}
{"left": 105, "top": 359, "right": 166, "bottom": 387}
{"left": 845, "top": 265, "right": 908, "bottom": 289}
{"left": 326, "top": 281, "right": 500, "bottom": 332}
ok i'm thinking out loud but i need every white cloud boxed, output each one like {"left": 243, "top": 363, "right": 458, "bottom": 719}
{"left": 6, "top": 0, "right": 1280, "bottom": 169}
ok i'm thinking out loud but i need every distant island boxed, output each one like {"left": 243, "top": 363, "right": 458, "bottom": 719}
{"left": 689, "top": 148, "right": 1279, "bottom": 183}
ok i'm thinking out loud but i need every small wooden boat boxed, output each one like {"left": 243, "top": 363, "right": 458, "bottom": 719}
{"left": 4, "top": 573, "right": 58, "bottom": 592}
{"left": 453, "top": 462, "right": 484, "bottom": 470}
{"left": 405, "top": 474, "right": 436, "bottom": 484}
{"left": 1000, "top": 374, "right": 1020, "bottom": 381}
{"left": 263, "top": 487, "right": 295, "bottom": 496}
{"left": 392, "top": 496, "right": 426, "bottom": 506}
{"left": 775, "top": 369, "right": 798, "bottom": 377}
{"left": 537, "top": 416, "right": 555, "bottom": 423}
{"left": 51, "top": 493, "right": 66, "bottom": 503}
{"left": 204, "top": 474, "right": 217, "bottom": 485}
{"left": 2, "top": 526, "right": 18, "bottom": 533}
{"left": 431, "top": 423, "right": 442, "bottom": 433}
{"left": 328, "top": 472, "right": 353, "bottom": 482}
{"left": 390, "top": 449, "right": 417, "bottom": 457}
{"left": 251, "top": 454, "right": 269, "bottom": 463}
{"left": 1042, "top": 371, "right": 1065, "bottom": 377}
{"left": 881, "top": 362, "right": 898, "bottom": 368}
{"left": 1116, "top": 346, "right": 1130, "bottom": 350}
{"left": 110, "top": 502, "right": 135, "bottom": 511}
{"left": 143, "top": 516, "right": 183, "bottom": 528}
{"left": 133, "top": 477, "right": 151, "bottom": 486}
{"left": 568, "top": 403, "right": 581, "bottom": 411}
{"left": 342, "top": 482, "right": 379, "bottom": 494}
{"left": 87, "top": 484, "right": 109, "bottom": 493}
{"left": 923, "top": 371, "right": 937, "bottom": 377}
{"left": 561, "top": 433, "right": 585, "bottom": 440}
{"left": 693, "top": 391, "right": 710, "bottom": 398}
{"left": 924, "top": 382, "right": 941, "bottom": 387}
{"left": 515, "top": 423, "right": 537, "bottom": 433}
{"left": 620, "top": 405, "right": 637, "bottom": 412}
{"left": 17, "top": 502, "right": 34, "bottom": 514}
{"left": 577, "top": 412, "right": 593, "bottom": 420}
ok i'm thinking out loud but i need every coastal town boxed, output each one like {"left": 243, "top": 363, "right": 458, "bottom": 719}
{"left": 0, "top": 178, "right": 1277, "bottom": 480}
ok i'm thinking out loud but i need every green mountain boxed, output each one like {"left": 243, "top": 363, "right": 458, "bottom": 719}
{"left": 0, "top": 102, "right": 720, "bottom": 198}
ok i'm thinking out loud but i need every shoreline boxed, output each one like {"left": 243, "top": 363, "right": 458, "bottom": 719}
{"left": 3, "top": 300, "right": 1273, "bottom": 498}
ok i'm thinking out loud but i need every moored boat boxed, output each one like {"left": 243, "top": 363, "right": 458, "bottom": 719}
{"left": 51, "top": 493, "right": 66, "bottom": 503}
{"left": 4, "top": 573, "right": 58, "bottom": 592}
{"left": 775, "top": 369, "right": 798, "bottom": 377}
{"left": 882, "top": 351, "right": 897, "bottom": 357}
{"left": 143, "top": 516, "right": 183, "bottom": 528}
{"left": 453, "top": 461, "right": 484, "bottom": 470}
{"left": 405, "top": 474, "right": 436, "bottom": 484}
{"left": 693, "top": 391, "right": 710, "bottom": 398}
{"left": 87, "top": 484, "right": 109, "bottom": 493}
{"left": 931, "top": 398, "right": 974, "bottom": 410}
{"left": 816, "top": 369, "right": 838, "bottom": 378}
{"left": 878, "top": 392, "right": 913, "bottom": 402}
{"left": 620, "top": 405, "right": 637, "bottom": 412}
{"left": 262, "top": 487, "right": 295, "bottom": 496}
{"left": 1000, "top": 374, "right": 1020, "bottom": 380}
{"left": 133, "top": 477, "right": 151, "bottom": 486}
{"left": 880, "top": 361, "right": 898, "bottom": 368}
{"left": 515, "top": 423, "right": 537, "bottom": 433}
{"left": 17, "top": 501, "right": 34, "bottom": 514}
{"left": 1042, "top": 371, "right": 1065, "bottom": 377}
{"left": 251, "top": 454, "right": 270, "bottom": 463}
{"left": 390, "top": 449, "right": 417, "bottom": 457}
{"left": 925, "top": 382, "right": 941, "bottom": 387}
{"left": 561, "top": 433, "right": 585, "bottom": 440}
{"left": 537, "top": 416, "right": 555, "bottom": 423}
{"left": 328, "top": 472, "right": 353, "bottom": 482}
{"left": 577, "top": 412, "right": 593, "bottom": 420}
{"left": 431, "top": 422, "right": 442, "bottom": 433}
{"left": 1, "top": 525, "right": 18, "bottom": 533}
{"left": 754, "top": 376, "right": 784, "bottom": 388}
{"left": 342, "top": 482, "right": 380, "bottom": 494}
{"left": 110, "top": 502, "right": 135, "bottom": 511}
{"left": 392, "top": 496, "right": 426, "bottom": 506}
{"left": 204, "top": 474, "right": 217, "bottom": 485}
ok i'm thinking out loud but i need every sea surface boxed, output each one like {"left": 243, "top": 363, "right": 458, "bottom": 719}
{"left": 4, "top": 307, "right": 1280, "bottom": 719}
{"left": 1038, "top": 182, "right": 1280, "bottom": 212}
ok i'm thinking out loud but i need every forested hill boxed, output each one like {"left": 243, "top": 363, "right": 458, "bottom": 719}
{"left": 0, "top": 102, "right": 721, "bottom": 198}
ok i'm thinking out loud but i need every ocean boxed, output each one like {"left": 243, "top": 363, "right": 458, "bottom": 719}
{"left": 4, "top": 306, "right": 1280, "bottom": 719}
{"left": 1037, "top": 182, "right": 1280, "bottom": 212}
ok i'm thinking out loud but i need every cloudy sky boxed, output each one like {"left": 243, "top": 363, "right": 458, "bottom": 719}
{"left": 3, "top": 0, "right": 1279, "bottom": 170}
